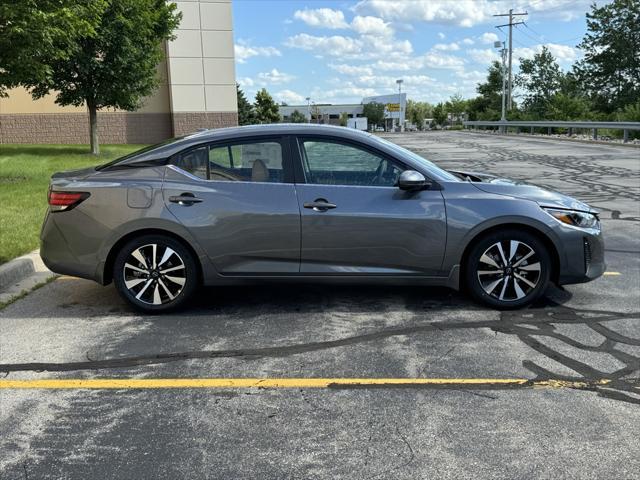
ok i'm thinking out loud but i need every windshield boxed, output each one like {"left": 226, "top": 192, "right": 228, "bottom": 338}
{"left": 95, "top": 136, "right": 187, "bottom": 170}
{"left": 375, "top": 136, "right": 460, "bottom": 182}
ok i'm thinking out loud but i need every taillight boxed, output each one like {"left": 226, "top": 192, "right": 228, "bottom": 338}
{"left": 48, "top": 190, "right": 90, "bottom": 212}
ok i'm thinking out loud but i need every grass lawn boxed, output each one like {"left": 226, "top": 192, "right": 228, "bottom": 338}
{"left": 0, "top": 144, "right": 143, "bottom": 264}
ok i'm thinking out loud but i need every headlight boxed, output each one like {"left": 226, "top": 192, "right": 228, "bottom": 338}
{"left": 543, "top": 208, "right": 600, "bottom": 229}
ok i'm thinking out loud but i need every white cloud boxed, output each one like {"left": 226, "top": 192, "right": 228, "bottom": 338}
{"left": 257, "top": 68, "right": 295, "bottom": 85}
{"left": 371, "top": 60, "right": 415, "bottom": 71}
{"left": 237, "top": 77, "right": 255, "bottom": 88}
{"left": 235, "top": 43, "right": 281, "bottom": 63}
{"left": 351, "top": 15, "right": 393, "bottom": 36}
{"left": 314, "top": 85, "right": 379, "bottom": 103}
{"left": 433, "top": 42, "right": 460, "bottom": 51}
{"left": 275, "top": 90, "right": 306, "bottom": 104}
{"left": 513, "top": 43, "right": 579, "bottom": 65}
{"left": 545, "top": 43, "right": 579, "bottom": 63}
{"left": 437, "top": 32, "right": 446, "bottom": 39}
{"left": 480, "top": 32, "right": 499, "bottom": 44}
{"left": 462, "top": 38, "right": 475, "bottom": 45}
{"left": 285, "top": 33, "right": 361, "bottom": 57}
{"left": 293, "top": 8, "right": 349, "bottom": 29}
{"left": 467, "top": 48, "right": 500, "bottom": 65}
{"left": 285, "top": 33, "right": 412, "bottom": 60}
{"left": 353, "top": 74, "right": 437, "bottom": 89}
{"left": 354, "top": 0, "right": 495, "bottom": 27}
{"left": 354, "top": 0, "right": 592, "bottom": 27}
{"left": 421, "top": 52, "right": 465, "bottom": 69}
{"left": 328, "top": 63, "right": 374, "bottom": 76}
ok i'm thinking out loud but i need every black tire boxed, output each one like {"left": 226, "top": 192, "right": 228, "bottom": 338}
{"left": 465, "top": 229, "right": 551, "bottom": 309}
{"left": 113, "top": 234, "right": 198, "bottom": 313}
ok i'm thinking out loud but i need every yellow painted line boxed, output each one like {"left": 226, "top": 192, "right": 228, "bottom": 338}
{"left": 0, "top": 378, "right": 612, "bottom": 390}
{"left": 603, "top": 271, "right": 621, "bottom": 276}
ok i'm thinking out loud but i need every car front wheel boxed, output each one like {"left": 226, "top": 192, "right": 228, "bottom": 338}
{"left": 113, "top": 234, "right": 198, "bottom": 312}
{"left": 465, "top": 230, "right": 551, "bottom": 309}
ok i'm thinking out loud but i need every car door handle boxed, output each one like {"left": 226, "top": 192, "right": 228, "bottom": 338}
{"left": 169, "top": 193, "right": 203, "bottom": 205}
{"left": 303, "top": 199, "right": 337, "bottom": 212}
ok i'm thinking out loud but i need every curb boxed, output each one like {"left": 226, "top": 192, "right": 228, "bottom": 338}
{"left": 0, "top": 250, "right": 56, "bottom": 305}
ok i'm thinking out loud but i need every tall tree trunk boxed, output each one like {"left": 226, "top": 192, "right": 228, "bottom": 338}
{"left": 88, "top": 102, "right": 99, "bottom": 155}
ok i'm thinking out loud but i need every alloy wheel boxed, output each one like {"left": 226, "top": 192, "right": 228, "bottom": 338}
{"left": 476, "top": 240, "right": 541, "bottom": 302}
{"left": 122, "top": 243, "right": 186, "bottom": 305}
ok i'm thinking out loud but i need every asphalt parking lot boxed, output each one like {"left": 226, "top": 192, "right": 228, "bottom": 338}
{"left": 1, "top": 131, "right": 639, "bottom": 479}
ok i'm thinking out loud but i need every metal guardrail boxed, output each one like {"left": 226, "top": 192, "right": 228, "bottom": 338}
{"left": 462, "top": 120, "right": 640, "bottom": 142}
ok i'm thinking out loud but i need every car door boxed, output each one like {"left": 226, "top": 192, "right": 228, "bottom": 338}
{"left": 293, "top": 136, "right": 447, "bottom": 275}
{"left": 163, "top": 136, "right": 301, "bottom": 274}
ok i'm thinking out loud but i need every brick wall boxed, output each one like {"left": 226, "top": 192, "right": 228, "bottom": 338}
{"left": 0, "top": 111, "right": 238, "bottom": 144}
{"left": 172, "top": 112, "right": 239, "bottom": 137}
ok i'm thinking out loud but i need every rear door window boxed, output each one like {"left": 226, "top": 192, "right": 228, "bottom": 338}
{"left": 173, "top": 139, "right": 287, "bottom": 183}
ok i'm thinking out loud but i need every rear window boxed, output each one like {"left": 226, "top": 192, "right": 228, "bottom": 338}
{"left": 96, "top": 136, "right": 187, "bottom": 170}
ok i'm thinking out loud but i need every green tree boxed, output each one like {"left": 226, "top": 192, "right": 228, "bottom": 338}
{"left": 574, "top": 0, "right": 640, "bottom": 113}
{"left": 25, "top": 0, "right": 181, "bottom": 154}
{"left": 547, "top": 93, "right": 592, "bottom": 120}
{"left": 447, "top": 93, "right": 467, "bottom": 125}
{"left": 515, "top": 46, "right": 563, "bottom": 118}
{"left": 339, "top": 112, "right": 349, "bottom": 127}
{"left": 0, "top": 0, "right": 105, "bottom": 97}
{"left": 236, "top": 84, "right": 256, "bottom": 125}
{"left": 362, "top": 102, "right": 385, "bottom": 128}
{"left": 432, "top": 102, "right": 447, "bottom": 126}
{"left": 254, "top": 88, "right": 280, "bottom": 124}
{"left": 467, "top": 61, "right": 504, "bottom": 121}
{"left": 406, "top": 100, "right": 432, "bottom": 130}
{"left": 310, "top": 103, "right": 322, "bottom": 123}
{"left": 618, "top": 99, "right": 640, "bottom": 122}
{"left": 289, "top": 109, "right": 307, "bottom": 123}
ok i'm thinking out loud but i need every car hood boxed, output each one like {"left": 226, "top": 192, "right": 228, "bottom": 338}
{"left": 449, "top": 170, "right": 595, "bottom": 213}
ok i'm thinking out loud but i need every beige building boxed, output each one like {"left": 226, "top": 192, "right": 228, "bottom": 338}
{"left": 0, "top": 0, "right": 238, "bottom": 144}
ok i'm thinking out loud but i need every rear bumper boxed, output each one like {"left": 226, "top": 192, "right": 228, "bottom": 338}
{"left": 557, "top": 226, "right": 605, "bottom": 285}
{"left": 40, "top": 210, "right": 102, "bottom": 283}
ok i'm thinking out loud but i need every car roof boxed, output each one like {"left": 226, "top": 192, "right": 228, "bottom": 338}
{"left": 184, "top": 123, "right": 373, "bottom": 142}
{"left": 113, "top": 123, "right": 377, "bottom": 166}
{"left": 100, "top": 123, "right": 458, "bottom": 182}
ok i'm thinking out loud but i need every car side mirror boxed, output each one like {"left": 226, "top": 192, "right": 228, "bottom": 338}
{"left": 398, "top": 170, "right": 430, "bottom": 191}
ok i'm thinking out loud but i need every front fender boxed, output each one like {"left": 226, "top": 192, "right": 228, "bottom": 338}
{"left": 441, "top": 183, "right": 566, "bottom": 281}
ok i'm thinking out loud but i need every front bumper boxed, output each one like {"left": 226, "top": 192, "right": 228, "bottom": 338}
{"left": 556, "top": 225, "right": 605, "bottom": 285}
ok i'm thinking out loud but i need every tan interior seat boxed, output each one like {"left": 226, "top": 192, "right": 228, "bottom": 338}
{"left": 251, "top": 159, "right": 269, "bottom": 182}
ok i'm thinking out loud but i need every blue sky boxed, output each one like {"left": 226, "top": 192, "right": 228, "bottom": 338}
{"left": 233, "top": 0, "right": 603, "bottom": 106}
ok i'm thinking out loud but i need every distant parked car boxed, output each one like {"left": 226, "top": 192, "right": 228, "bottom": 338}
{"left": 41, "top": 124, "right": 604, "bottom": 312}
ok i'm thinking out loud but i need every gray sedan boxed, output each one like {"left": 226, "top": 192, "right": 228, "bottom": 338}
{"left": 41, "top": 124, "right": 605, "bottom": 312}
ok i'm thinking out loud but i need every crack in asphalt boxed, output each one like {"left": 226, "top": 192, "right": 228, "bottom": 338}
{"left": 1, "top": 304, "right": 638, "bottom": 402}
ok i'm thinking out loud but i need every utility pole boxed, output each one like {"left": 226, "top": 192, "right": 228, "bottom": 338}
{"left": 494, "top": 41, "right": 507, "bottom": 129}
{"left": 396, "top": 79, "right": 403, "bottom": 131}
{"left": 494, "top": 9, "right": 527, "bottom": 110}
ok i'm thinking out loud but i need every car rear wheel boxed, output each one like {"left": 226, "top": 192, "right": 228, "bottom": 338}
{"left": 465, "top": 230, "right": 551, "bottom": 309}
{"left": 113, "top": 234, "right": 198, "bottom": 312}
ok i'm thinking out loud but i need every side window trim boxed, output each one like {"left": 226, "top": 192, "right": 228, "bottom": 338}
{"left": 294, "top": 135, "right": 409, "bottom": 187}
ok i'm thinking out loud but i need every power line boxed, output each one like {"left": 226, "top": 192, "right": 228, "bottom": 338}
{"left": 523, "top": 22, "right": 546, "bottom": 41}
{"left": 518, "top": 24, "right": 546, "bottom": 44}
